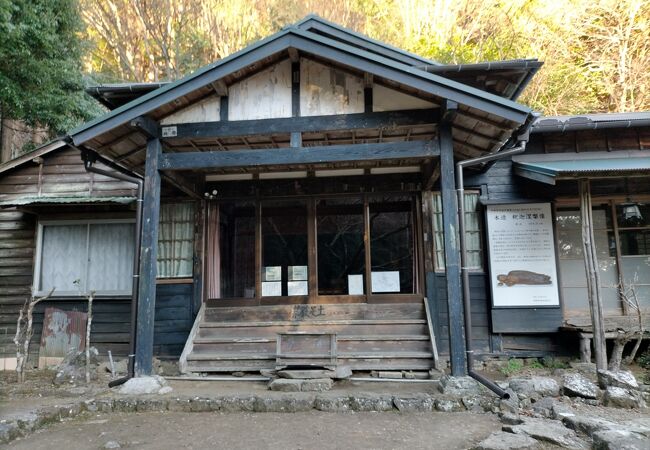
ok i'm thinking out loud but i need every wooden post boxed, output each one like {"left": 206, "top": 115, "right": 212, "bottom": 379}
{"left": 579, "top": 179, "right": 607, "bottom": 370}
{"left": 135, "top": 137, "right": 162, "bottom": 376}
{"left": 421, "top": 190, "right": 440, "bottom": 368}
{"left": 439, "top": 117, "right": 467, "bottom": 376}
{"left": 192, "top": 200, "right": 206, "bottom": 315}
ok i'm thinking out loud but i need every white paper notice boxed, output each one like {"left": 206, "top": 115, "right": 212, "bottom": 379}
{"left": 347, "top": 274, "right": 364, "bottom": 295}
{"left": 287, "top": 281, "right": 308, "bottom": 296}
{"left": 262, "top": 281, "right": 282, "bottom": 296}
{"left": 486, "top": 203, "right": 560, "bottom": 307}
{"left": 371, "top": 271, "right": 400, "bottom": 293}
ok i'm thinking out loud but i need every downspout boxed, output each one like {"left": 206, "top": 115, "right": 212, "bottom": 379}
{"left": 456, "top": 125, "right": 532, "bottom": 399}
{"left": 73, "top": 145, "right": 143, "bottom": 387}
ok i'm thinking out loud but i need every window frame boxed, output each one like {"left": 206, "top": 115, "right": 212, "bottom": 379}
{"left": 432, "top": 190, "right": 485, "bottom": 273}
{"left": 34, "top": 218, "right": 136, "bottom": 297}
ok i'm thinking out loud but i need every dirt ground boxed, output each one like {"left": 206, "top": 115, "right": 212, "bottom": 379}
{"left": 3, "top": 410, "right": 501, "bottom": 450}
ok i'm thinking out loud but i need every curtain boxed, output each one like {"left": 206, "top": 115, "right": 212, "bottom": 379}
{"left": 205, "top": 202, "right": 220, "bottom": 298}
{"left": 431, "top": 194, "right": 445, "bottom": 269}
{"left": 40, "top": 224, "right": 87, "bottom": 293}
{"left": 157, "top": 203, "right": 194, "bottom": 278}
{"left": 88, "top": 223, "right": 134, "bottom": 292}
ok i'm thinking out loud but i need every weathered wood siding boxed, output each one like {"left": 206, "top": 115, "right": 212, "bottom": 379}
{"left": 300, "top": 58, "right": 364, "bottom": 116}
{"left": 160, "top": 96, "right": 221, "bottom": 125}
{"left": 373, "top": 84, "right": 436, "bottom": 112}
{"left": 228, "top": 60, "right": 292, "bottom": 120}
{"left": 0, "top": 147, "right": 138, "bottom": 204}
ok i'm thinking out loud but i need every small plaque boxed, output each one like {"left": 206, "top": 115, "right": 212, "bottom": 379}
{"left": 288, "top": 265, "right": 308, "bottom": 281}
{"left": 161, "top": 126, "right": 177, "bottom": 137}
{"left": 371, "top": 271, "right": 400, "bottom": 293}
{"left": 347, "top": 274, "right": 364, "bottom": 295}
{"left": 262, "top": 281, "right": 282, "bottom": 296}
{"left": 263, "top": 266, "right": 282, "bottom": 282}
{"left": 288, "top": 281, "right": 308, "bottom": 296}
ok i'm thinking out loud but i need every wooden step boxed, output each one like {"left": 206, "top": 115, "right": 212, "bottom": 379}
{"left": 196, "top": 323, "right": 428, "bottom": 338}
{"left": 199, "top": 319, "right": 427, "bottom": 328}
{"left": 204, "top": 303, "right": 424, "bottom": 322}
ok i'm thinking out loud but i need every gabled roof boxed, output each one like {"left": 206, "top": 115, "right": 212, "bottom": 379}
{"left": 69, "top": 22, "right": 532, "bottom": 148}
{"left": 0, "top": 139, "right": 66, "bottom": 175}
{"left": 292, "top": 14, "right": 440, "bottom": 67}
{"left": 87, "top": 83, "right": 168, "bottom": 110}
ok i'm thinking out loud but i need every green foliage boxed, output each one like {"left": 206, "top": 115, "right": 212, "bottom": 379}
{"left": 499, "top": 358, "right": 524, "bottom": 376}
{"left": 0, "top": 0, "right": 100, "bottom": 135}
{"left": 528, "top": 360, "right": 544, "bottom": 369}
{"left": 638, "top": 348, "right": 650, "bottom": 370}
{"left": 541, "top": 357, "right": 569, "bottom": 370}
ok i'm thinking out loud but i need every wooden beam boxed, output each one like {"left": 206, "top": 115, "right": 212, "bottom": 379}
{"left": 288, "top": 47, "right": 300, "bottom": 63}
{"left": 130, "top": 116, "right": 159, "bottom": 139}
{"left": 162, "top": 171, "right": 202, "bottom": 199}
{"left": 159, "top": 140, "right": 439, "bottom": 171}
{"left": 364, "top": 74, "right": 373, "bottom": 113}
{"left": 135, "top": 138, "right": 162, "bottom": 376}
{"left": 220, "top": 96, "right": 228, "bottom": 122}
{"left": 160, "top": 108, "right": 440, "bottom": 140}
{"left": 439, "top": 114, "right": 467, "bottom": 376}
{"left": 422, "top": 160, "right": 441, "bottom": 190}
{"left": 210, "top": 80, "right": 228, "bottom": 97}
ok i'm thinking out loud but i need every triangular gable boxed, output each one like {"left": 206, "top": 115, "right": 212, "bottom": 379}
{"left": 69, "top": 22, "right": 531, "bottom": 147}
{"left": 293, "top": 14, "right": 439, "bottom": 68}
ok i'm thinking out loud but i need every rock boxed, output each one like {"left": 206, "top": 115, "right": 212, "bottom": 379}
{"left": 103, "top": 441, "right": 121, "bottom": 449}
{"left": 499, "top": 389, "right": 519, "bottom": 415}
{"left": 334, "top": 365, "right": 352, "bottom": 379}
{"left": 563, "top": 373, "right": 598, "bottom": 399}
{"left": 434, "top": 397, "right": 464, "bottom": 412}
{"left": 530, "top": 397, "right": 557, "bottom": 418}
{"left": 254, "top": 395, "right": 315, "bottom": 413}
{"left": 472, "top": 431, "right": 539, "bottom": 450}
{"left": 100, "top": 358, "right": 128, "bottom": 375}
{"left": 314, "top": 396, "right": 351, "bottom": 412}
{"left": 509, "top": 377, "right": 560, "bottom": 398}
{"left": 503, "top": 417, "right": 588, "bottom": 449}
{"left": 350, "top": 394, "right": 394, "bottom": 412}
{"left": 592, "top": 429, "right": 649, "bottom": 450}
{"left": 603, "top": 386, "right": 645, "bottom": 409}
{"left": 158, "top": 386, "right": 173, "bottom": 395}
{"left": 301, "top": 378, "right": 333, "bottom": 392}
{"left": 377, "top": 371, "right": 402, "bottom": 379}
{"left": 402, "top": 371, "right": 429, "bottom": 380}
{"left": 440, "top": 375, "right": 482, "bottom": 396}
{"left": 52, "top": 347, "right": 99, "bottom": 386}
{"left": 117, "top": 375, "right": 168, "bottom": 395}
{"left": 393, "top": 395, "right": 434, "bottom": 412}
{"left": 219, "top": 395, "right": 257, "bottom": 412}
{"left": 597, "top": 370, "right": 639, "bottom": 390}
{"left": 0, "top": 422, "right": 21, "bottom": 444}
{"left": 500, "top": 412, "right": 523, "bottom": 425}
{"left": 277, "top": 369, "right": 335, "bottom": 379}
{"left": 551, "top": 403, "right": 576, "bottom": 420}
{"left": 231, "top": 371, "right": 246, "bottom": 377}
{"left": 562, "top": 415, "right": 618, "bottom": 438}
{"left": 260, "top": 369, "right": 277, "bottom": 378}
{"left": 428, "top": 368, "right": 444, "bottom": 380}
{"left": 268, "top": 378, "right": 302, "bottom": 392}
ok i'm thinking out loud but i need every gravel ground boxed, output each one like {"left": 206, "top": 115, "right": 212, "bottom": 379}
{"left": 3, "top": 411, "right": 500, "bottom": 450}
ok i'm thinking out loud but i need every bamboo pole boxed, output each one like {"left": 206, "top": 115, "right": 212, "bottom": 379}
{"left": 579, "top": 179, "right": 607, "bottom": 370}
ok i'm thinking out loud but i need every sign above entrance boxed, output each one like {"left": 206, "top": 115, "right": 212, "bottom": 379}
{"left": 486, "top": 203, "right": 560, "bottom": 308}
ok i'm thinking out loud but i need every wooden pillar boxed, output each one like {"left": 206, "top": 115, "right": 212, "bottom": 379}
{"left": 421, "top": 190, "right": 440, "bottom": 369}
{"left": 439, "top": 118, "right": 467, "bottom": 376}
{"left": 579, "top": 179, "right": 607, "bottom": 370}
{"left": 135, "top": 137, "right": 162, "bottom": 376}
{"left": 192, "top": 199, "right": 206, "bottom": 315}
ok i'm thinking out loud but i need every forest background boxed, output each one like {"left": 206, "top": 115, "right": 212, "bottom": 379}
{"left": 1, "top": 0, "right": 649, "bottom": 138}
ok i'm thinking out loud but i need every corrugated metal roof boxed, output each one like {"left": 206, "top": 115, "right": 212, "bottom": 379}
{"left": 0, "top": 195, "right": 135, "bottom": 206}
{"left": 512, "top": 151, "right": 650, "bottom": 184}
{"left": 532, "top": 112, "right": 650, "bottom": 133}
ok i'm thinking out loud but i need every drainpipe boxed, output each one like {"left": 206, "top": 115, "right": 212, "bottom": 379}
{"left": 456, "top": 127, "right": 532, "bottom": 399}
{"left": 73, "top": 145, "right": 143, "bottom": 387}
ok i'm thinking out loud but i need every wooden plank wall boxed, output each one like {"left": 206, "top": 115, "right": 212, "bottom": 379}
{"left": 0, "top": 147, "right": 138, "bottom": 204}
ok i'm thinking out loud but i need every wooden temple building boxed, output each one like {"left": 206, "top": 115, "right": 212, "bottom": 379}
{"left": 0, "top": 16, "right": 648, "bottom": 377}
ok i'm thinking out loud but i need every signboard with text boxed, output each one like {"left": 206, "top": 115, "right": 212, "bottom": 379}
{"left": 486, "top": 203, "right": 560, "bottom": 307}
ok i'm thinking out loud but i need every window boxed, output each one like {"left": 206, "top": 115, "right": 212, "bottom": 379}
{"left": 261, "top": 200, "right": 309, "bottom": 297}
{"left": 317, "top": 198, "right": 365, "bottom": 295}
{"left": 369, "top": 196, "right": 415, "bottom": 293}
{"left": 36, "top": 220, "right": 135, "bottom": 296}
{"left": 432, "top": 192, "right": 483, "bottom": 271}
{"left": 616, "top": 202, "right": 650, "bottom": 305}
{"left": 157, "top": 203, "right": 195, "bottom": 278}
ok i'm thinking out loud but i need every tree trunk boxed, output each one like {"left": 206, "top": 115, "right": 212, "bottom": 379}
{"left": 580, "top": 179, "right": 607, "bottom": 370}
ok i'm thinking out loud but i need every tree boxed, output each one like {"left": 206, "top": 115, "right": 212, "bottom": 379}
{"left": 0, "top": 0, "right": 99, "bottom": 135}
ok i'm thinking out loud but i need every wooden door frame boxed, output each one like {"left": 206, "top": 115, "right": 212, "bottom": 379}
{"left": 206, "top": 191, "right": 425, "bottom": 307}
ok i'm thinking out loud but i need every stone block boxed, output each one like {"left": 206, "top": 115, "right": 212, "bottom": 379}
{"left": 314, "top": 395, "right": 352, "bottom": 412}
{"left": 278, "top": 369, "right": 335, "bottom": 379}
{"left": 439, "top": 375, "right": 482, "bottom": 396}
{"left": 220, "top": 395, "right": 257, "bottom": 412}
{"left": 434, "top": 397, "right": 464, "bottom": 412}
{"left": 508, "top": 377, "right": 560, "bottom": 398}
{"left": 350, "top": 394, "right": 394, "bottom": 412}
{"left": 562, "top": 373, "right": 598, "bottom": 399}
{"left": 393, "top": 394, "right": 434, "bottom": 412}
{"left": 603, "top": 386, "right": 645, "bottom": 409}
{"left": 301, "top": 378, "right": 333, "bottom": 392}
{"left": 503, "top": 417, "right": 588, "bottom": 449}
{"left": 592, "top": 429, "right": 649, "bottom": 450}
{"left": 268, "top": 378, "right": 302, "bottom": 392}
{"left": 254, "top": 395, "right": 315, "bottom": 412}
{"left": 334, "top": 365, "right": 353, "bottom": 379}
{"left": 597, "top": 370, "right": 639, "bottom": 390}
{"left": 377, "top": 371, "right": 403, "bottom": 379}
